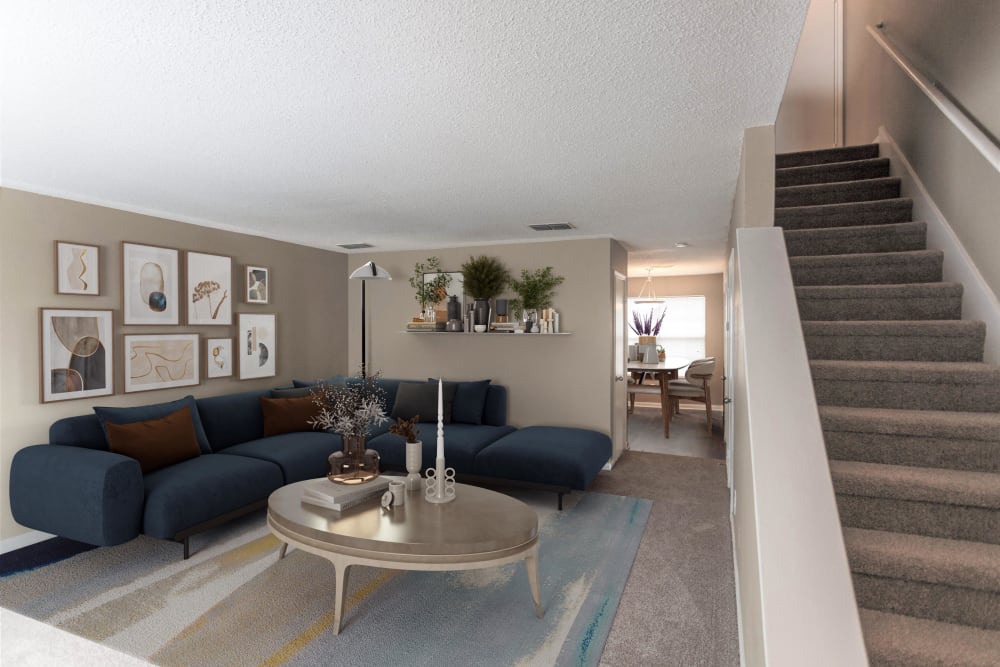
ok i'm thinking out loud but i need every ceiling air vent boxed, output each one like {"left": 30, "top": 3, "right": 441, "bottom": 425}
{"left": 528, "top": 223, "right": 575, "bottom": 232}
{"left": 337, "top": 243, "right": 374, "bottom": 250}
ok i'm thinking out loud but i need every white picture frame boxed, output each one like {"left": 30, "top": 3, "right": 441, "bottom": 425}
{"left": 123, "top": 333, "right": 200, "bottom": 393}
{"left": 238, "top": 313, "right": 276, "bottom": 380}
{"left": 40, "top": 308, "right": 114, "bottom": 403}
{"left": 245, "top": 265, "right": 270, "bottom": 304}
{"left": 55, "top": 241, "right": 100, "bottom": 295}
{"left": 122, "top": 242, "right": 180, "bottom": 325}
{"left": 205, "top": 337, "right": 234, "bottom": 379}
{"left": 186, "top": 251, "right": 233, "bottom": 325}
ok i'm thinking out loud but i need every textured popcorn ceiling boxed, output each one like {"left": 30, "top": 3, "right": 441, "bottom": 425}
{"left": 1, "top": 1, "right": 808, "bottom": 275}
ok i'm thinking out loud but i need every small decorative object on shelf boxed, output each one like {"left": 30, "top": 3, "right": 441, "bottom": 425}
{"left": 425, "top": 378, "right": 456, "bottom": 504}
{"left": 390, "top": 415, "right": 424, "bottom": 491}
{"left": 309, "top": 370, "right": 389, "bottom": 484}
{"left": 510, "top": 266, "right": 564, "bottom": 333}
{"left": 461, "top": 255, "right": 511, "bottom": 328}
{"left": 408, "top": 257, "right": 451, "bottom": 322}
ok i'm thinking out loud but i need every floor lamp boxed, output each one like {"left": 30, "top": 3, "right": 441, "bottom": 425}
{"left": 349, "top": 261, "right": 392, "bottom": 377}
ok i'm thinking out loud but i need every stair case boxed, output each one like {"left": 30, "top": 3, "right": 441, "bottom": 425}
{"left": 775, "top": 144, "right": 1000, "bottom": 666}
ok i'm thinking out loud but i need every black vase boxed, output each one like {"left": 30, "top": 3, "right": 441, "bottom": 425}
{"left": 447, "top": 295, "right": 461, "bottom": 321}
{"left": 473, "top": 298, "right": 491, "bottom": 326}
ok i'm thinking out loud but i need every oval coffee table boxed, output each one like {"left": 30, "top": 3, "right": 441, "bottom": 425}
{"left": 267, "top": 478, "right": 543, "bottom": 634}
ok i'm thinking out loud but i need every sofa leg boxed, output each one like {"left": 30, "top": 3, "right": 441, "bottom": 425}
{"left": 183, "top": 537, "right": 190, "bottom": 560}
{"left": 558, "top": 492, "right": 565, "bottom": 511}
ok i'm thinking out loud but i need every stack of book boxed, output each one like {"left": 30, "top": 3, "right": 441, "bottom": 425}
{"left": 405, "top": 321, "right": 446, "bottom": 332}
{"left": 301, "top": 477, "right": 391, "bottom": 511}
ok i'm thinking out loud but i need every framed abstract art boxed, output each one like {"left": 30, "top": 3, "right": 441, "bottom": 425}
{"left": 245, "top": 265, "right": 269, "bottom": 304}
{"left": 238, "top": 313, "right": 276, "bottom": 379}
{"left": 205, "top": 337, "right": 234, "bottom": 379}
{"left": 122, "top": 242, "right": 180, "bottom": 325}
{"left": 40, "top": 308, "right": 114, "bottom": 403}
{"left": 55, "top": 241, "right": 100, "bottom": 295}
{"left": 123, "top": 333, "right": 200, "bottom": 393}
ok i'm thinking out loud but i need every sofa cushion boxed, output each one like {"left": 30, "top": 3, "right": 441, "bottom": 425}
{"left": 269, "top": 386, "right": 315, "bottom": 398}
{"left": 368, "top": 423, "right": 515, "bottom": 473}
{"left": 105, "top": 406, "right": 202, "bottom": 473}
{"left": 49, "top": 414, "right": 110, "bottom": 450}
{"left": 392, "top": 381, "right": 457, "bottom": 424}
{"left": 219, "top": 431, "right": 343, "bottom": 484}
{"left": 482, "top": 385, "right": 508, "bottom": 426}
{"left": 94, "top": 395, "right": 211, "bottom": 454}
{"left": 141, "top": 454, "right": 283, "bottom": 539}
{"left": 259, "top": 395, "right": 318, "bottom": 436}
{"left": 195, "top": 390, "right": 269, "bottom": 451}
{"left": 292, "top": 375, "right": 347, "bottom": 388}
{"left": 472, "top": 426, "right": 612, "bottom": 490}
{"left": 430, "top": 379, "right": 491, "bottom": 425}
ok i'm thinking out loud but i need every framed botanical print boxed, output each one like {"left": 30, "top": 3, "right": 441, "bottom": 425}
{"left": 238, "top": 313, "right": 276, "bottom": 379}
{"left": 245, "top": 265, "right": 269, "bottom": 304}
{"left": 205, "top": 337, "right": 234, "bottom": 379}
{"left": 40, "top": 308, "right": 114, "bottom": 403}
{"left": 55, "top": 241, "right": 100, "bottom": 295}
{"left": 122, "top": 242, "right": 180, "bottom": 325}
{"left": 123, "top": 333, "right": 200, "bottom": 393}
{"left": 186, "top": 251, "right": 232, "bottom": 325}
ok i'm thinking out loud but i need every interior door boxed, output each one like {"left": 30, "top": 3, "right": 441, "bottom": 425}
{"left": 611, "top": 271, "right": 628, "bottom": 464}
{"left": 724, "top": 250, "right": 735, "bottom": 488}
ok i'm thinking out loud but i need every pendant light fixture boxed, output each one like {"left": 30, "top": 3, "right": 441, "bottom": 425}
{"left": 635, "top": 268, "right": 664, "bottom": 304}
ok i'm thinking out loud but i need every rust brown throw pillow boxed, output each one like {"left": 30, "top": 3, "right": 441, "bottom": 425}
{"left": 105, "top": 406, "right": 201, "bottom": 474}
{"left": 259, "top": 395, "right": 318, "bottom": 436}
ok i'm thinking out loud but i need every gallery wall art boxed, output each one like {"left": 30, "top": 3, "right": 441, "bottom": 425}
{"left": 187, "top": 252, "right": 232, "bottom": 325}
{"left": 245, "top": 265, "right": 269, "bottom": 304}
{"left": 124, "top": 333, "right": 200, "bottom": 393}
{"left": 206, "top": 337, "right": 234, "bottom": 379}
{"left": 122, "top": 242, "right": 180, "bottom": 325}
{"left": 55, "top": 241, "right": 100, "bottom": 295}
{"left": 40, "top": 308, "right": 114, "bottom": 403}
{"left": 238, "top": 313, "right": 276, "bottom": 379}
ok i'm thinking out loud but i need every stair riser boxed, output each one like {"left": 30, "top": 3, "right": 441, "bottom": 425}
{"left": 796, "top": 294, "right": 962, "bottom": 321}
{"left": 805, "top": 334, "right": 984, "bottom": 362}
{"left": 814, "top": 378, "right": 1000, "bottom": 412}
{"left": 776, "top": 160, "right": 890, "bottom": 187}
{"left": 791, "top": 261, "right": 942, "bottom": 287}
{"left": 854, "top": 575, "right": 1000, "bottom": 631}
{"left": 825, "top": 432, "right": 1000, "bottom": 473}
{"left": 776, "top": 144, "right": 880, "bottom": 169}
{"left": 785, "top": 228, "right": 926, "bottom": 257}
{"left": 776, "top": 199, "right": 913, "bottom": 230}
{"left": 777, "top": 180, "right": 900, "bottom": 208}
{"left": 837, "top": 495, "right": 1000, "bottom": 544}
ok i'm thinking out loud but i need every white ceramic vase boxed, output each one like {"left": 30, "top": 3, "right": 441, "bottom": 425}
{"left": 405, "top": 440, "right": 422, "bottom": 491}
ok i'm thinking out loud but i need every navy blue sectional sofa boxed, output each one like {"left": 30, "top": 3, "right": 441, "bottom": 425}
{"left": 10, "top": 378, "right": 611, "bottom": 558}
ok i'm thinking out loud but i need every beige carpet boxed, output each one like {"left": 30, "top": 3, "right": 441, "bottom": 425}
{"left": 593, "top": 450, "right": 738, "bottom": 666}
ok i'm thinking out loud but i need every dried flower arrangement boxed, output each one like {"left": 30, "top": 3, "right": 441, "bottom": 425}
{"left": 629, "top": 307, "right": 666, "bottom": 336}
{"left": 307, "top": 371, "right": 389, "bottom": 438}
{"left": 389, "top": 415, "right": 421, "bottom": 443}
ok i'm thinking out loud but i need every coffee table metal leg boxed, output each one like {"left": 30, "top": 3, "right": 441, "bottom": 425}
{"left": 526, "top": 548, "right": 543, "bottom": 618}
{"left": 278, "top": 542, "right": 288, "bottom": 559}
{"left": 333, "top": 560, "right": 350, "bottom": 635}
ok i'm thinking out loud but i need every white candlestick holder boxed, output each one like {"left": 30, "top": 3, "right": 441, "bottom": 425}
{"left": 405, "top": 441, "right": 423, "bottom": 491}
{"left": 424, "top": 458, "right": 456, "bottom": 503}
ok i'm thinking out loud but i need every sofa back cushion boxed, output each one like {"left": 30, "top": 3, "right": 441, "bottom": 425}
{"left": 392, "top": 381, "right": 457, "bottom": 423}
{"left": 196, "top": 389, "right": 269, "bottom": 450}
{"left": 94, "top": 395, "right": 211, "bottom": 454}
{"left": 49, "top": 413, "right": 109, "bottom": 449}
{"left": 105, "top": 406, "right": 201, "bottom": 473}
{"left": 259, "top": 395, "right": 319, "bottom": 436}
{"left": 428, "top": 378, "right": 491, "bottom": 425}
{"left": 482, "top": 385, "right": 507, "bottom": 426}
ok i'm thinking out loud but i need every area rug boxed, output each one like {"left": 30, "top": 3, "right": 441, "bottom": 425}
{"left": 0, "top": 491, "right": 650, "bottom": 666}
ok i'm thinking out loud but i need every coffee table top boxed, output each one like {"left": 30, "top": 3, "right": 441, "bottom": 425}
{"left": 268, "top": 478, "right": 538, "bottom": 557}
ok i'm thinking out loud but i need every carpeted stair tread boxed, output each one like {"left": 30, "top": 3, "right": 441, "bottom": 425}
{"left": 784, "top": 222, "right": 927, "bottom": 257}
{"left": 776, "top": 143, "right": 880, "bottom": 169}
{"left": 830, "top": 459, "right": 1000, "bottom": 510}
{"left": 819, "top": 406, "right": 1000, "bottom": 443}
{"left": 796, "top": 282, "right": 964, "bottom": 321}
{"left": 860, "top": 608, "right": 1000, "bottom": 666}
{"left": 776, "top": 177, "right": 901, "bottom": 208}
{"left": 790, "top": 249, "right": 943, "bottom": 286}
{"left": 810, "top": 359, "right": 1000, "bottom": 412}
{"left": 776, "top": 198, "right": 914, "bottom": 230}
{"left": 776, "top": 157, "right": 890, "bottom": 187}
{"left": 802, "top": 320, "right": 985, "bottom": 362}
{"left": 844, "top": 527, "right": 1000, "bottom": 593}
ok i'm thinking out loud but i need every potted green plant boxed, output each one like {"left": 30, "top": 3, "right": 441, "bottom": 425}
{"left": 408, "top": 257, "right": 451, "bottom": 321}
{"left": 509, "top": 267, "right": 564, "bottom": 332}
{"left": 460, "top": 255, "right": 511, "bottom": 328}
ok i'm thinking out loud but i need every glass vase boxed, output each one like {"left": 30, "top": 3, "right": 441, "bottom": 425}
{"left": 328, "top": 435, "right": 381, "bottom": 485}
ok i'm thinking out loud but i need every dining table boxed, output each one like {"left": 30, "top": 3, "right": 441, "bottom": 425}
{"left": 627, "top": 356, "right": 691, "bottom": 438}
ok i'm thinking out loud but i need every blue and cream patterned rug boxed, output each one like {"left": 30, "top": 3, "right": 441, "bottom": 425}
{"left": 1, "top": 491, "right": 650, "bottom": 666}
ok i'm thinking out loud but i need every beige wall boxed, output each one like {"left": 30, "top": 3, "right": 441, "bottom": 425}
{"left": 348, "top": 238, "right": 618, "bottom": 434}
{"left": 627, "top": 273, "right": 725, "bottom": 406}
{"left": 844, "top": 0, "right": 1000, "bottom": 295}
{"left": 0, "top": 188, "right": 348, "bottom": 542}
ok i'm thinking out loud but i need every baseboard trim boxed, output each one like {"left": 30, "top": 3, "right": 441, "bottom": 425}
{"left": 1, "top": 529, "right": 56, "bottom": 554}
{"left": 878, "top": 127, "right": 1000, "bottom": 364}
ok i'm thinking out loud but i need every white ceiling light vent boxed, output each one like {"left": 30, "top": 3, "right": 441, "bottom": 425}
{"left": 528, "top": 223, "right": 575, "bottom": 232}
{"left": 338, "top": 243, "right": 374, "bottom": 250}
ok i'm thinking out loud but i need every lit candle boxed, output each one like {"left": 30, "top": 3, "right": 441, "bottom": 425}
{"left": 437, "top": 378, "right": 444, "bottom": 461}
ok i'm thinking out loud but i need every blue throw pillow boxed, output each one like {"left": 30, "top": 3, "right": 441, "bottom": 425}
{"left": 94, "top": 395, "right": 212, "bottom": 454}
{"left": 394, "top": 381, "right": 457, "bottom": 424}
{"left": 292, "top": 375, "right": 347, "bottom": 388}
{"left": 428, "top": 378, "right": 491, "bottom": 425}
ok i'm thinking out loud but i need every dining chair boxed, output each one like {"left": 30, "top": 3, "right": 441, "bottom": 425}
{"left": 627, "top": 372, "right": 661, "bottom": 414}
{"left": 667, "top": 357, "right": 716, "bottom": 433}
